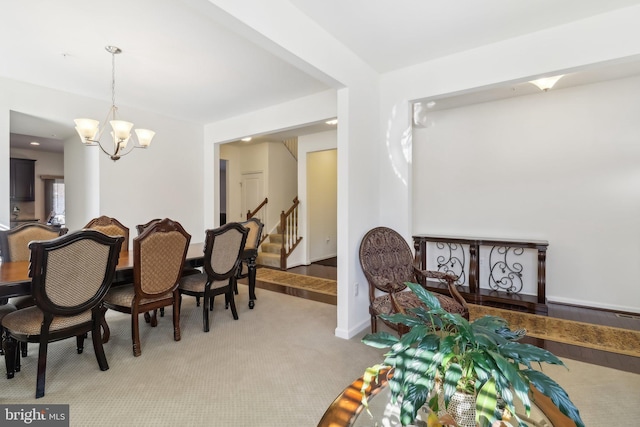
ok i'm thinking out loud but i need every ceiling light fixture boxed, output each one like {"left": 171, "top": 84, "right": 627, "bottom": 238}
{"left": 241, "top": 137, "right": 252, "bottom": 142}
{"left": 74, "top": 46, "right": 154, "bottom": 161}
{"left": 30, "top": 141, "right": 40, "bottom": 146}
{"left": 529, "top": 75, "right": 564, "bottom": 92}
{"left": 325, "top": 119, "right": 338, "bottom": 125}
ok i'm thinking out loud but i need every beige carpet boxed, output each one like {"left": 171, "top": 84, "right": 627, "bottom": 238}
{"left": 257, "top": 268, "right": 337, "bottom": 296}
{"left": 0, "top": 285, "right": 639, "bottom": 426}
{"left": 255, "top": 270, "right": 640, "bottom": 357}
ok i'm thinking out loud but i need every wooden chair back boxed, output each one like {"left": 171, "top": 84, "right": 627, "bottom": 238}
{"left": 0, "top": 223, "right": 68, "bottom": 262}
{"left": 204, "top": 223, "right": 248, "bottom": 282}
{"left": 238, "top": 218, "right": 263, "bottom": 250}
{"left": 134, "top": 218, "right": 191, "bottom": 298}
{"left": 84, "top": 216, "right": 129, "bottom": 254}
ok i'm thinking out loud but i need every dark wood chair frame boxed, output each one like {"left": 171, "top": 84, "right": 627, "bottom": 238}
{"left": 359, "top": 227, "right": 469, "bottom": 337}
{"left": 103, "top": 218, "right": 191, "bottom": 357}
{"left": 0, "top": 222, "right": 69, "bottom": 357}
{"left": 2, "top": 230, "right": 123, "bottom": 398}
{"left": 180, "top": 223, "right": 248, "bottom": 332}
{"left": 235, "top": 218, "right": 263, "bottom": 309}
{"left": 84, "top": 215, "right": 129, "bottom": 255}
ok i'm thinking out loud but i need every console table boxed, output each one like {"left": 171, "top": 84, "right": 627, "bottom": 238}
{"left": 413, "top": 234, "right": 549, "bottom": 314}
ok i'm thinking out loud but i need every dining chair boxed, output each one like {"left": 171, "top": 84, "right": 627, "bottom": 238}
{"left": 135, "top": 219, "right": 201, "bottom": 325}
{"left": 84, "top": 215, "right": 129, "bottom": 254}
{"left": 0, "top": 222, "right": 69, "bottom": 357}
{"left": 179, "top": 222, "right": 248, "bottom": 332}
{"left": 234, "top": 217, "right": 263, "bottom": 309}
{"left": 359, "top": 227, "right": 469, "bottom": 337}
{"left": 1, "top": 229, "right": 123, "bottom": 398}
{"left": 103, "top": 218, "right": 191, "bottom": 357}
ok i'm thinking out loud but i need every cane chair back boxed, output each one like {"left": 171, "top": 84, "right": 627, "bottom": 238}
{"left": 84, "top": 216, "right": 129, "bottom": 254}
{"left": 1, "top": 230, "right": 123, "bottom": 398}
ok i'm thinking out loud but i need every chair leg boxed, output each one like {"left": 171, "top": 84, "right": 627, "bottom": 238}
{"left": 203, "top": 295, "right": 210, "bottom": 333}
{"left": 21, "top": 342, "right": 27, "bottom": 357}
{"left": 102, "top": 317, "right": 111, "bottom": 343}
{"left": 4, "top": 336, "right": 17, "bottom": 379}
{"left": 92, "top": 315, "right": 109, "bottom": 371}
{"left": 228, "top": 289, "right": 238, "bottom": 320}
{"left": 173, "top": 297, "right": 181, "bottom": 342}
{"left": 35, "top": 341, "right": 49, "bottom": 398}
{"left": 76, "top": 334, "right": 86, "bottom": 354}
{"left": 132, "top": 310, "right": 142, "bottom": 357}
{"left": 196, "top": 295, "right": 201, "bottom": 307}
{"left": 160, "top": 307, "right": 165, "bottom": 317}
{"left": 209, "top": 296, "right": 214, "bottom": 311}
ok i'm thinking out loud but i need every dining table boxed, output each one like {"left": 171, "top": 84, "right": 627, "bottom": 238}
{"left": 0, "top": 243, "right": 258, "bottom": 308}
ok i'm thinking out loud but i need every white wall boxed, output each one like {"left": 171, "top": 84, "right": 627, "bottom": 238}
{"left": 307, "top": 149, "right": 337, "bottom": 262}
{"left": 413, "top": 75, "right": 640, "bottom": 312}
{"left": 295, "top": 129, "right": 338, "bottom": 267}
{"left": 1, "top": 77, "right": 205, "bottom": 246}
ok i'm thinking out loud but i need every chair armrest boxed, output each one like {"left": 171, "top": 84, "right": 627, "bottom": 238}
{"left": 414, "top": 267, "right": 469, "bottom": 312}
{"left": 388, "top": 291, "right": 406, "bottom": 315}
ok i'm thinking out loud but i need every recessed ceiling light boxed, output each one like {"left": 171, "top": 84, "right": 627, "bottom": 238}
{"left": 30, "top": 141, "right": 40, "bottom": 146}
{"left": 241, "top": 137, "right": 252, "bottom": 142}
{"left": 426, "top": 101, "right": 436, "bottom": 108}
{"left": 325, "top": 119, "right": 338, "bottom": 125}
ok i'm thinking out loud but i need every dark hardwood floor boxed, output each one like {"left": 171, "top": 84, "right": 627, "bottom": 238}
{"left": 267, "top": 257, "right": 640, "bottom": 374}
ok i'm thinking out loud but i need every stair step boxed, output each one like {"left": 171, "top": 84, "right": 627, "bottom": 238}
{"left": 261, "top": 242, "right": 281, "bottom": 254}
{"left": 269, "top": 233, "right": 283, "bottom": 244}
{"left": 257, "top": 252, "right": 281, "bottom": 268}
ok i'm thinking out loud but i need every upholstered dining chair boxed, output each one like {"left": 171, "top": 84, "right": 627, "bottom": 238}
{"left": 0, "top": 222, "right": 69, "bottom": 356}
{"left": 1, "top": 229, "right": 123, "bottom": 398}
{"left": 136, "top": 218, "right": 200, "bottom": 325}
{"left": 84, "top": 215, "right": 129, "bottom": 254}
{"left": 103, "top": 218, "right": 190, "bottom": 357}
{"left": 359, "top": 227, "right": 469, "bottom": 337}
{"left": 179, "top": 222, "right": 248, "bottom": 332}
{"left": 234, "top": 217, "right": 264, "bottom": 309}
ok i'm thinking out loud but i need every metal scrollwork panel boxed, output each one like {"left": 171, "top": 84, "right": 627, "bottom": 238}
{"left": 488, "top": 246, "right": 523, "bottom": 294}
{"left": 434, "top": 242, "right": 466, "bottom": 284}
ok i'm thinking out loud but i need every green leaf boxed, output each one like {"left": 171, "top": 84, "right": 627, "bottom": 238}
{"left": 443, "top": 362, "right": 463, "bottom": 406}
{"left": 361, "top": 331, "right": 399, "bottom": 348}
{"left": 379, "top": 312, "right": 425, "bottom": 328}
{"left": 499, "top": 342, "right": 565, "bottom": 369}
{"left": 476, "top": 378, "right": 498, "bottom": 427}
{"left": 524, "top": 369, "right": 585, "bottom": 427}
{"left": 407, "top": 282, "right": 442, "bottom": 310}
{"left": 487, "top": 351, "right": 531, "bottom": 416}
{"left": 360, "top": 364, "right": 387, "bottom": 415}
{"left": 400, "top": 383, "right": 430, "bottom": 425}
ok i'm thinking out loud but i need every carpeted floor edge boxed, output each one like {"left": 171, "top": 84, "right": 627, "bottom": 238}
{"left": 469, "top": 304, "right": 640, "bottom": 357}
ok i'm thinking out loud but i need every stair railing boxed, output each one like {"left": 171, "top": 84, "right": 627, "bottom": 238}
{"left": 247, "top": 197, "right": 268, "bottom": 220}
{"left": 279, "top": 196, "right": 302, "bottom": 270}
{"left": 247, "top": 197, "right": 269, "bottom": 245}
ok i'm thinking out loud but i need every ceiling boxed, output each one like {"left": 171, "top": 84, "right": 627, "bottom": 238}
{"left": 4, "top": 0, "right": 640, "bottom": 152}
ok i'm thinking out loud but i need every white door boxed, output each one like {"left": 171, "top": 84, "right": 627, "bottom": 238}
{"left": 241, "top": 172, "right": 264, "bottom": 223}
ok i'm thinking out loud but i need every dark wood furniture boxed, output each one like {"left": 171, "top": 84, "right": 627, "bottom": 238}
{"left": 359, "top": 227, "right": 469, "bottom": 337}
{"left": 1, "top": 230, "right": 123, "bottom": 398}
{"left": 103, "top": 218, "right": 191, "bottom": 357}
{"left": 317, "top": 369, "right": 576, "bottom": 427}
{"left": 413, "top": 234, "right": 549, "bottom": 314}
{"left": 179, "top": 223, "right": 248, "bottom": 332}
{"left": 84, "top": 215, "right": 130, "bottom": 254}
{"left": 10, "top": 158, "right": 36, "bottom": 202}
{"left": 236, "top": 218, "right": 263, "bottom": 309}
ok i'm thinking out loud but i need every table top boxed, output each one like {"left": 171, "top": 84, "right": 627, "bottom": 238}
{"left": 0, "top": 242, "right": 206, "bottom": 298}
{"left": 317, "top": 370, "right": 575, "bottom": 427}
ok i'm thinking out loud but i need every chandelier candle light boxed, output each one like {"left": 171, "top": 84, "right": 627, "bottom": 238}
{"left": 74, "top": 46, "right": 154, "bottom": 161}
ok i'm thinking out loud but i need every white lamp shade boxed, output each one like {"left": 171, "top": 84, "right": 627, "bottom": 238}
{"left": 135, "top": 128, "right": 155, "bottom": 147}
{"left": 110, "top": 131, "right": 130, "bottom": 150}
{"left": 74, "top": 118, "right": 99, "bottom": 142}
{"left": 110, "top": 120, "right": 134, "bottom": 142}
{"left": 529, "top": 75, "right": 564, "bottom": 91}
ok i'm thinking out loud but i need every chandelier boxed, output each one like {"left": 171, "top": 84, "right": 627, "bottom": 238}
{"left": 74, "top": 46, "right": 154, "bottom": 161}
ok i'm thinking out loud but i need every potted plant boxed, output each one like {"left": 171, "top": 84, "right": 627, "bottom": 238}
{"left": 361, "top": 282, "right": 585, "bottom": 427}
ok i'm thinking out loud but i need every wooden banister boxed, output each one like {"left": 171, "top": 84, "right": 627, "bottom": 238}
{"left": 279, "top": 197, "right": 302, "bottom": 270}
{"left": 247, "top": 197, "right": 268, "bottom": 220}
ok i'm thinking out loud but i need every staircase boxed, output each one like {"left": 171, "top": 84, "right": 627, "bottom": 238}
{"left": 256, "top": 230, "right": 284, "bottom": 268}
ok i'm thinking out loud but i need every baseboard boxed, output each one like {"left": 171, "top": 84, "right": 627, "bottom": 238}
{"left": 548, "top": 296, "right": 640, "bottom": 315}
{"left": 335, "top": 317, "right": 370, "bottom": 340}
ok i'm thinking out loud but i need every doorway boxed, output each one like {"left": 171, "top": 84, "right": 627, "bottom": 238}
{"left": 241, "top": 171, "right": 265, "bottom": 223}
